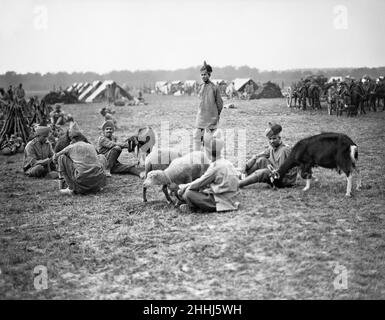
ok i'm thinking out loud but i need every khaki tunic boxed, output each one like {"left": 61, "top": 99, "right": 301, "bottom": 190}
{"left": 55, "top": 141, "right": 106, "bottom": 194}
{"left": 23, "top": 138, "right": 54, "bottom": 172}
{"left": 255, "top": 143, "right": 297, "bottom": 186}
{"left": 188, "top": 158, "right": 240, "bottom": 212}
{"left": 195, "top": 81, "right": 223, "bottom": 129}
{"left": 97, "top": 135, "right": 119, "bottom": 158}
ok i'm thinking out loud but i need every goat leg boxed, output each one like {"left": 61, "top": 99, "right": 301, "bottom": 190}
{"left": 345, "top": 173, "right": 353, "bottom": 197}
{"left": 142, "top": 186, "right": 148, "bottom": 202}
{"left": 162, "top": 185, "right": 174, "bottom": 205}
{"left": 303, "top": 179, "right": 311, "bottom": 191}
{"left": 173, "top": 190, "right": 185, "bottom": 207}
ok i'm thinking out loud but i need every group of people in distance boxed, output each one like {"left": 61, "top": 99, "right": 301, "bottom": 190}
{"left": 21, "top": 61, "right": 297, "bottom": 213}
{"left": 0, "top": 83, "right": 26, "bottom": 104}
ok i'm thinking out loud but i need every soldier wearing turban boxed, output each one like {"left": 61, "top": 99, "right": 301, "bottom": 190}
{"left": 239, "top": 122, "right": 297, "bottom": 188}
{"left": 193, "top": 61, "right": 223, "bottom": 151}
{"left": 200, "top": 60, "right": 213, "bottom": 74}
{"left": 97, "top": 120, "right": 144, "bottom": 177}
{"left": 23, "top": 125, "right": 58, "bottom": 178}
{"left": 178, "top": 135, "right": 240, "bottom": 213}
{"left": 53, "top": 122, "right": 107, "bottom": 195}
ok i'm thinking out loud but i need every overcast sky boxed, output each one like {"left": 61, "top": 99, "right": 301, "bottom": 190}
{"left": 1, "top": 0, "right": 384, "bottom": 74}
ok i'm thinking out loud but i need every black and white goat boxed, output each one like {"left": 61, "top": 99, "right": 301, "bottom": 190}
{"left": 126, "top": 126, "right": 156, "bottom": 166}
{"left": 269, "top": 132, "right": 362, "bottom": 196}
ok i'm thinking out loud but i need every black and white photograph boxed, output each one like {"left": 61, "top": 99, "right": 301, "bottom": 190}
{"left": 0, "top": 0, "right": 384, "bottom": 301}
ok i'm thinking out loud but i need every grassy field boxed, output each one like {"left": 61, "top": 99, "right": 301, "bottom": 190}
{"left": 1, "top": 94, "right": 385, "bottom": 299}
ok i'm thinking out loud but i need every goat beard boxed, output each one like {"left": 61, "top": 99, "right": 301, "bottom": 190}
{"left": 267, "top": 164, "right": 280, "bottom": 186}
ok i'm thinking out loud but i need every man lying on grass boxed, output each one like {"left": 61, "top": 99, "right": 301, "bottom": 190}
{"left": 53, "top": 122, "right": 107, "bottom": 196}
{"left": 97, "top": 120, "right": 144, "bottom": 178}
{"left": 178, "top": 134, "right": 240, "bottom": 213}
{"left": 239, "top": 122, "right": 297, "bottom": 189}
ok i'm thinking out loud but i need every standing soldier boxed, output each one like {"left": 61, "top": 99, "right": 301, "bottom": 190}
{"left": 15, "top": 83, "right": 26, "bottom": 104}
{"left": 7, "top": 85, "right": 14, "bottom": 102}
{"left": 193, "top": 61, "right": 223, "bottom": 151}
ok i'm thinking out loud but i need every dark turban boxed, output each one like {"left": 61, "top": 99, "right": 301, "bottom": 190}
{"left": 265, "top": 122, "right": 282, "bottom": 138}
{"left": 102, "top": 120, "right": 115, "bottom": 131}
{"left": 200, "top": 61, "right": 213, "bottom": 74}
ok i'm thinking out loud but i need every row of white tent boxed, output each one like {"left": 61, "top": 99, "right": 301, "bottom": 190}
{"left": 154, "top": 78, "right": 258, "bottom": 94}
{"left": 66, "top": 80, "right": 132, "bottom": 103}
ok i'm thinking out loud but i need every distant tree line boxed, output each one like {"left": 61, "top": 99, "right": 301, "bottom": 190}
{"left": 1, "top": 66, "right": 384, "bottom": 92}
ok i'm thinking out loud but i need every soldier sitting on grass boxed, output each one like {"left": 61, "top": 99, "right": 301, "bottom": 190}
{"left": 178, "top": 134, "right": 240, "bottom": 213}
{"left": 239, "top": 122, "right": 297, "bottom": 189}
{"left": 50, "top": 104, "right": 73, "bottom": 126}
{"left": 23, "top": 125, "right": 58, "bottom": 179}
{"left": 0, "top": 134, "right": 25, "bottom": 155}
{"left": 97, "top": 120, "right": 144, "bottom": 178}
{"left": 53, "top": 122, "right": 107, "bottom": 196}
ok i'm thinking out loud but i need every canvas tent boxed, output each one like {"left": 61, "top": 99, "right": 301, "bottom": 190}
{"left": 211, "top": 79, "right": 227, "bottom": 86}
{"left": 79, "top": 80, "right": 102, "bottom": 102}
{"left": 77, "top": 83, "right": 91, "bottom": 96}
{"left": 184, "top": 80, "right": 198, "bottom": 95}
{"left": 155, "top": 81, "right": 170, "bottom": 95}
{"left": 170, "top": 81, "right": 183, "bottom": 94}
{"left": 211, "top": 79, "right": 228, "bottom": 95}
{"left": 67, "top": 82, "right": 84, "bottom": 95}
{"left": 66, "top": 83, "right": 77, "bottom": 93}
{"left": 85, "top": 80, "right": 132, "bottom": 103}
{"left": 74, "top": 82, "right": 84, "bottom": 92}
{"left": 184, "top": 80, "right": 197, "bottom": 87}
{"left": 253, "top": 81, "right": 283, "bottom": 99}
{"left": 233, "top": 78, "right": 258, "bottom": 92}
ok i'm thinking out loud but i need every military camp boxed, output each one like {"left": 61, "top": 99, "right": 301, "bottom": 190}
{"left": 1, "top": 0, "right": 385, "bottom": 302}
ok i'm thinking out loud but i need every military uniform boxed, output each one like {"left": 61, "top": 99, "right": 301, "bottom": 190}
{"left": 193, "top": 81, "right": 223, "bottom": 150}
{"left": 50, "top": 109, "right": 66, "bottom": 125}
{"left": 56, "top": 141, "right": 107, "bottom": 194}
{"left": 181, "top": 137, "right": 240, "bottom": 212}
{"left": 194, "top": 62, "right": 223, "bottom": 151}
{"left": 243, "top": 143, "right": 297, "bottom": 187}
{"left": 15, "top": 86, "right": 25, "bottom": 104}
{"left": 97, "top": 131, "right": 141, "bottom": 176}
{"left": 23, "top": 138, "right": 56, "bottom": 177}
{"left": 240, "top": 123, "right": 297, "bottom": 188}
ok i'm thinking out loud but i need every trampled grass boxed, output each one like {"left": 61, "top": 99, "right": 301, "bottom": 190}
{"left": 0, "top": 94, "right": 384, "bottom": 299}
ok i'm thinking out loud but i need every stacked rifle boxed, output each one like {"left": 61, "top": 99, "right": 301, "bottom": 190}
{"left": 0, "top": 102, "right": 31, "bottom": 147}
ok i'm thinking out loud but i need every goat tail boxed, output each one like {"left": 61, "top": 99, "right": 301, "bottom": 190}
{"left": 350, "top": 145, "right": 358, "bottom": 163}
